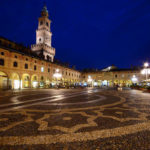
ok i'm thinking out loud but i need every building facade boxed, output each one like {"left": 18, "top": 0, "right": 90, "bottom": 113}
{"left": 81, "top": 66, "right": 145, "bottom": 87}
{"left": 0, "top": 5, "right": 147, "bottom": 90}
{"left": 0, "top": 39, "right": 81, "bottom": 90}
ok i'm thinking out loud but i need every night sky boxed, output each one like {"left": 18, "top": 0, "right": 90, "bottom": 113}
{"left": 0, "top": 0, "right": 150, "bottom": 70}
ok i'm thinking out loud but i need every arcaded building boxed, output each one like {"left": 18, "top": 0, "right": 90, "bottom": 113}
{"left": 81, "top": 66, "right": 145, "bottom": 87}
{"left": 0, "top": 5, "right": 81, "bottom": 90}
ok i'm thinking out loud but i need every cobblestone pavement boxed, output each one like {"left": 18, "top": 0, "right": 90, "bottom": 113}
{"left": 0, "top": 88, "right": 150, "bottom": 150}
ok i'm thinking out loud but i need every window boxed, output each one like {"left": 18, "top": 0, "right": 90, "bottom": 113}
{"left": 35, "top": 60, "right": 37, "bottom": 63}
{"left": 25, "top": 64, "right": 28, "bottom": 69}
{"left": 115, "top": 75, "right": 117, "bottom": 78}
{"left": 48, "top": 68, "right": 50, "bottom": 72}
{"left": 41, "top": 76, "right": 44, "bottom": 80}
{"left": 40, "top": 21, "right": 43, "bottom": 25}
{"left": 41, "top": 67, "right": 44, "bottom": 72}
{"left": 47, "top": 55, "right": 51, "bottom": 61}
{"left": 26, "top": 58, "right": 28, "bottom": 61}
{"left": 0, "top": 59, "right": 4, "bottom": 66}
{"left": 13, "top": 61, "right": 18, "bottom": 67}
{"left": 66, "top": 72, "right": 67, "bottom": 75}
{"left": 69, "top": 73, "right": 70, "bottom": 76}
{"left": 1, "top": 52, "right": 4, "bottom": 55}
{"left": 14, "top": 55, "right": 18, "bottom": 58}
{"left": 46, "top": 22, "right": 49, "bottom": 27}
{"left": 34, "top": 65, "right": 37, "bottom": 71}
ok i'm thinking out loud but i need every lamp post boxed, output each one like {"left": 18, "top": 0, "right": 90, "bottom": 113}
{"left": 53, "top": 69, "right": 62, "bottom": 88}
{"left": 141, "top": 62, "right": 150, "bottom": 82}
{"left": 145, "top": 62, "right": 149, "bottom": 81}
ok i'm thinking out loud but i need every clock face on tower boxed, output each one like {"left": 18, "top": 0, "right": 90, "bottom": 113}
{"left": 38, "top": 37, "right": 43, "bottom": 43}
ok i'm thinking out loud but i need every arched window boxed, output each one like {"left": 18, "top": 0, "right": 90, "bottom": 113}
{"left": 34, "top": 76, "right": 37, "bottom": 80}
{"left": 13, "top": 61, "right": 18, "bottom": 67}
{"left": 1, "top": 52, "right": 4, "bottom": 55}
{"left": 40, "top": 21, "right": 43, "bottom": 25}
{"left": 25, "top": 76, "right": 29, "bottom": 81}
{"left": 25, "top": 64, "right": 28, "bottom": 69}
{"left": 46, "top": 22, "right": 49, "bottom": 27}
{"left": 34, "top": 65, "right": 37, "bottom": 70}
{"left": 0, "top": 59, "right": 4, "bottom": 66}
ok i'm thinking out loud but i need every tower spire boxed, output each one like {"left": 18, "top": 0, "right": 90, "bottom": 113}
{"left": 41, "top": 2, "right": 49, "bottom": 17}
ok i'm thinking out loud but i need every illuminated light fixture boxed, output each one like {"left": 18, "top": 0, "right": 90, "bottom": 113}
{"left": 108, "top": 66, "right": 111, "bottom": 70}
{"left": 56, "top": 69, "right": 59, "bottom": 73}
{"left": 14, "top": 80, "right": 20, "bottom": 89}
{"left": 141, "top": 69, "right": 145, "bottom": 75}
{"left": 87, "top": 75, "right": 93, "bottom": 82}
{"left": 53, "top": 69, "right": 62, "bottom": 78}
{"left": 141, "top": 62, "right": 150, "bottom": 81}
{"left": 94, "top": 82, "right": 98, "bottom": 86}
{"left": 144, "top": 62, "right": 149, "bottom": 68}
{"left": 83, "top": 82, "right": 87, "bottom": 86}
{"left": 33, "top": 81, "right": 38, "bottom": 88}
{"left": 131, "top": 75, "right": 138, "bottom": 82}
{"left": 41, "top": 67, "right": 44, "bottom": 72}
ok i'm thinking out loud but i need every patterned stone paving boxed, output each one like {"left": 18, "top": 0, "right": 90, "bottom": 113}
{"left": 0, "top": 88, "right": 150, "bottom": 149}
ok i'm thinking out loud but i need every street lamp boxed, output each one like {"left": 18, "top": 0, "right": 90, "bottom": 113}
{"left": 144, "top": 62, "right": 149, "bottom": 68}
{"left": 141, "top": 62, "right": 150, "bottom": 81}
{"left": 53, "top": 69, "right": 62, "bottom": 87}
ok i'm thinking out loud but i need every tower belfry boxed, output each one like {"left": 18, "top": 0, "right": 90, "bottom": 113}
{"left": 31, "top": 4, "right": 55, "bottom": 62}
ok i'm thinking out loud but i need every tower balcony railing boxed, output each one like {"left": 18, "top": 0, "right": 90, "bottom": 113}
{"left": 31, "top": 43, "right": 55, "bottom": 55}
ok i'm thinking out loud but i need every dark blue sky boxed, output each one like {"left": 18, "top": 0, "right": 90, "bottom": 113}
{"left": 0, "top": 0, "right": 150, "bottom": 70}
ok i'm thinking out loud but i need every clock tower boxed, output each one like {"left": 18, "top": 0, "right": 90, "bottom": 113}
{"left": 31, "top": 4, "right": 55, "bottom": 62}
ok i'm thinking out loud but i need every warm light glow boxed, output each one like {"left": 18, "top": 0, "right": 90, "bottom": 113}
{"left": 94, "top": 82, "right": 98, "bottom": 86}
{"left": 14, "top": 80, "right": 20, "bottom": 89}
{"left": 41, "top": 67, "right": 44, "bottom": 72}
{"left": 131, "top": 75, "right": 138, "bottom": 82}
{"left": 87, "top": 75, "right": 93, "bottom": 82}
{"left": 56, "top": 69, "right": 59, "bottom": 73}
{"left": 141, "top": 69, "right": 150, "bottom": 74}
{"left": 32, "top": 81, "right": 38, "bottom": 88}
{"left": 53, "top": 69, "right": 62, "bottom": 79}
